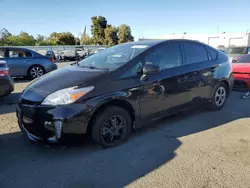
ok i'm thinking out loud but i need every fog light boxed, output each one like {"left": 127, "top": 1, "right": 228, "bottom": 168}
{"left": 44, "top": 121, "right": 54, "bottom": 131}
{"left": 54, "top": 121, "right": 63, "bottom": 139}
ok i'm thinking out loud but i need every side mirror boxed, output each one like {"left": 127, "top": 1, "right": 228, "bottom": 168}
{"left": 143, "top": 64, "right": 160, "bottom": 75}
{"left": 232, "top": 59, "right": 237, "bottom": 63}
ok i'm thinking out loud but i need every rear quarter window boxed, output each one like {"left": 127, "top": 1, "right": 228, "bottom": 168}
{"left": 205, "top": 46, "right": 218, "bottom": 60}
{"left": 217, "top": 51, "right": 228, "bottom": 61}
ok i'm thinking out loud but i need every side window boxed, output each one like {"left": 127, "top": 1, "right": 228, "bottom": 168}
{"left": 205, "top": 46, "right": 218, "bottom": 60}
{"left": 145, "top": 42, "right": 182, "bottom": 70}
{"left": 120, "top": 62, "right": 143, "bottom": 79}
{"left": 8, "top": 49, "right": 32, "bottom": 58}
{"left": 0, "top": 48, "right": 4, "bottom": 58}
{"left": 183, "top": 42, "right": 208, "bottom": 64}
{"left": 25, "top": 51, "right": 32, "bottom": 57}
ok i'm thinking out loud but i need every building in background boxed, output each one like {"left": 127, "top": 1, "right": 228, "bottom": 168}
{"left": 139, "top": 32, "right": 250, "bottom": 48}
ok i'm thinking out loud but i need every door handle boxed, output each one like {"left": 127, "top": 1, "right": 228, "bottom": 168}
{"left": 25, "top": 59, "right": 31, "bottom": 61}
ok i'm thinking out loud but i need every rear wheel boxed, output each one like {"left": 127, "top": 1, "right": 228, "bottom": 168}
{"left": 207, "top": 83, "right": 227, "bottom": 110}
{"left": 28, "top": 65, "right": 45, "bottom": 79}
{"left": 91, "top": 106, "right": 132, "bottom": 148}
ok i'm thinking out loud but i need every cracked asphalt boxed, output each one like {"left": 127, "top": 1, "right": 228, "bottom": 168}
{"left": 1, "top": 62, "right": 250, "bottom": 188}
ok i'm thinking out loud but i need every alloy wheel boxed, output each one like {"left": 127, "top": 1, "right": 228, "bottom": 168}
{"left": 100, "top": 115, "right": 127, "bottom": 145}
{"left": 30, "top": 66, "right": 44, "bottom": 78}
{"left": 215, "top": 86, "right": 226, "bottom": 107}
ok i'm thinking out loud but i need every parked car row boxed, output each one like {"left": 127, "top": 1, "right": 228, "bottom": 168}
{"left": 16, "top": 39, "right": 234, "bottom": 148}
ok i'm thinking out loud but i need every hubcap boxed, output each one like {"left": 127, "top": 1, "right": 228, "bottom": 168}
{"left": 215, "top": 86, "right": 226, "bottom": 107}
{"left": 31, "top": 67, "right": 43, "bottom": 78}
{"left": 100, "top": 115, "right": 127, "bottom": 144}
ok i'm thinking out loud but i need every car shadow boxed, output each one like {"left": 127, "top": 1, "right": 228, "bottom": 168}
{"left": 0, "top": 92, "right": 249, "bottom": 188}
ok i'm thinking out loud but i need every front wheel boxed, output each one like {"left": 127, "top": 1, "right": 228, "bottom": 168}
{"left": 207, "top": 83, "right": 227, "bottom": 110}
{"left": 91, "top": 106, "right": 132, "bottom": 148}
{"left": 28, "top": 66, "right": 45, "bottom": 79}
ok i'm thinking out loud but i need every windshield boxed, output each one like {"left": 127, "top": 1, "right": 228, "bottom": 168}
{"left": 78, "top": 43, "right": 149, "bottom": 70}
{"left": 226, "top": 47, "right": 246, "bottom": 54}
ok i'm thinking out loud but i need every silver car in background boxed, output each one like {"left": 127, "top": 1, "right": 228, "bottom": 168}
{"left": 0, "top": 47, "right": 57, "bottom": 79}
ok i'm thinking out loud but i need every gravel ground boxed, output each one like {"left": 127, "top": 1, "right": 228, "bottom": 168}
{"left": 0, "top": 62, "right": 250, "bottom": 188}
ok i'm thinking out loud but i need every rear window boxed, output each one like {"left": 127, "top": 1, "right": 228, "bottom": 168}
{"left": 226, "top": 47, "right": 246, "bottom": 54}
{"left": 237, "top": 55, "right": 250, "bottom": 63}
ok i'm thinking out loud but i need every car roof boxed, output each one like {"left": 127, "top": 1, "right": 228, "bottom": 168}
{"left": 129, "top": 39, "right": 207, "bottom": 46}
{"left": 0, "top": 46, "right": 33, "bottom": 51}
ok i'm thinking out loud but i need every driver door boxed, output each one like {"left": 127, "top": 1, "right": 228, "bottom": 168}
{"left": 139, "top": 41, "right": 189, "bottom": 122}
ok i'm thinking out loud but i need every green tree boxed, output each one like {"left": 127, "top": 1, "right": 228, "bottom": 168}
{"left": 104, "top": 25, "right": 118, "bottom": 46}
{"left": 118, "top": 24, "right": 134, "bottom": 44}
{"left": 6, "top": 32, "right": 35, "bottom": 46}
{"left": 57, "top": 32, "right": 75, "bottom": 45}
{"left": 81, "top": 34, "right": 94, "bottom": 45}
{"left": 91, "top": 16, "right": 107, "bottom": 45}
{"left": 0, "top": 28, "right": 12, "bottom": 46}
{"left": 38, "top": 39, "right": 57, "bottom": 46}
{"left": 75, "top": 37, "right": 81, "bottom": 45}
{"left": 36, "top": 34, "right": 45, "bottom": 45}
{"left": 18, "top": 32, "right": 36, "bottom": 45}
{"left": 6, "top": 35, "right": 22, "bottom": 46}
{"left": 48, "top": 32, "right": 75, "bottom": 45}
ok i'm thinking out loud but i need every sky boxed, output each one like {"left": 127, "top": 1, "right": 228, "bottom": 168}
{"left": 0, "top": 0, "right": 250, "bottom": 40}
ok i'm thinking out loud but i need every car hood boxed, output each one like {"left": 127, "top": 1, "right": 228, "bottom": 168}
{"left": 232, "top": 63, "right": 250, "bottom": 73}
{"left": 21, "top": 65, "right": 108, "bottom": 102}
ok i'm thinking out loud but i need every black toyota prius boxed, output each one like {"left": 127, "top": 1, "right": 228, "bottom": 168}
{"left": 17, "top": 39, "right": 234, "bottom": 148}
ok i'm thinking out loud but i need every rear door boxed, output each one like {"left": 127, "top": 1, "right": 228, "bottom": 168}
{"left": 139, "top": 41, "right": 189, "bottom": 122}
{"left": 5, "top": 48, "right": 32, "bottom": 76}
{"left": 181, "top": 41, "right": 218, "bottom": 102}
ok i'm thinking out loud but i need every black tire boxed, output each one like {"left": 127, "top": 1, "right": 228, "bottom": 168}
{"left": 91, "top": 106, "right": 132, "bottom": 148}
{"left": 28, "top": 65, "right": 45, "bottom": 80}
{"left": 207, "top": 82, "right": 227, "bottom": 110}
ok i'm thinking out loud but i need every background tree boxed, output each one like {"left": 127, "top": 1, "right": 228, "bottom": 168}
{"left": 0, "top": 28, "right": 12, "bottom": 45}
{"left": 6, "top": 35, "right": 21, "bottom": 46}
{"left": 36, "top": 35, "right": 45, "bottom": 45}
{"left": 104, "top": 25, "right": 118, "bottom": 46}
{"left": 48, "top": 32, "right": 75, "bottom": 45}
{"left": 6, "top": 32, "right": 35, "bottom": 46}
{"left": 118, "top": 24, "right": 134, "bottom": 44}
{"left": 81, "top": 34, "right": 94, "bottom": 45}
{"left": 75, "top": 37, "right": 81, "bottom": 45}
{"left": 91, "top": 16, "right": 107, "bottom": 45}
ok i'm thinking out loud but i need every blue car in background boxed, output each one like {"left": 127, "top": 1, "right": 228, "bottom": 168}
{"left": 0, "top": 47, "right": 57, "bottom": 79}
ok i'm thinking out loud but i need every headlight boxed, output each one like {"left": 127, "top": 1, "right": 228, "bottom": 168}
{"left": 42, "top": 86, "right": 94, "bottom": 106}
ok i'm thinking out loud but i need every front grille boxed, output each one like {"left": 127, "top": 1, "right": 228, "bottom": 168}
{"left": 23, "top": 122, "right": 54, "bottom": 138}
{"left": 233, "top": 80, "right": 249, "bottom": 91}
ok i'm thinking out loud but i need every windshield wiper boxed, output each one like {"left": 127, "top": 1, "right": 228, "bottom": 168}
{"left": 80, "top": 65, "right": 109, "bottom": 71}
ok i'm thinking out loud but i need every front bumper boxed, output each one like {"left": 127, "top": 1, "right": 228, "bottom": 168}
{"left": 233, "top": 73, "right": 250, "bottom": 91}
{"left": 16, "top": 101, "right": 94, "bottom": 143}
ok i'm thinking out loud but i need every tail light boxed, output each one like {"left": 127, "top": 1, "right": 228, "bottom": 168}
{"left": 0, "top": 68, "right": 9, "bottom": 76}
{"left": 49, "top": 57, "right": 55, "bottom": 63}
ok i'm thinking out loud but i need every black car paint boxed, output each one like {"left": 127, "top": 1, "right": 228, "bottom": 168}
{"left": 17, "top": 39, "right": 233, "bottom": 142}
{"left": 0, "top": 62, "right": 14, "bottom": 97}
{"left": 0, "top": 76, "right": 14, "bottom": 97}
